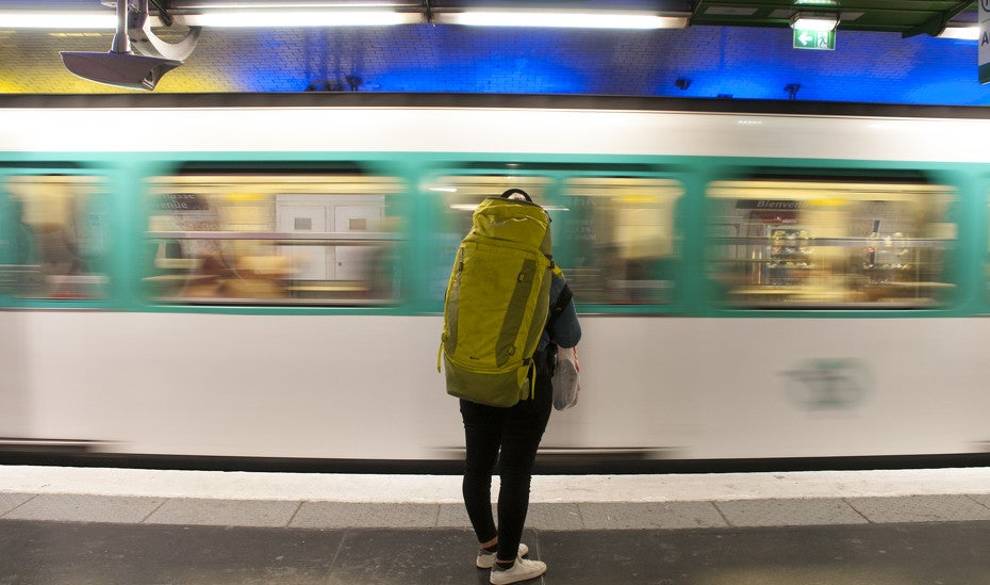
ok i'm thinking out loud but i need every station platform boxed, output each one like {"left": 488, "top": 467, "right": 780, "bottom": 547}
{"left": 2, "top": 466, "right": 990, "bottom": 584}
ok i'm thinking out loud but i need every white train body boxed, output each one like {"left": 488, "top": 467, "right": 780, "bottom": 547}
{"left": 1, "top": 99, "right": 988, "bottom": 465}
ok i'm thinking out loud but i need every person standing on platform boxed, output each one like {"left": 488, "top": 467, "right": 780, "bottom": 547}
{"left": 438, "top": 189, "right": 581, "bottom": 584}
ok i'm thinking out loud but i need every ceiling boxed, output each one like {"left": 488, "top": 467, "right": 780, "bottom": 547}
{"left": 1, "top": 0, "right": 986, "bottom": 103}
{"left": 0, "top": 1, "right": 978, "bottom": 36}
{"left": 689, "top": 0, "right": 976, "bottom": 36}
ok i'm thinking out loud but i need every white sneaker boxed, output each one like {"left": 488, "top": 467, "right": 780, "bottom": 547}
{"left": 489, "top": 557, "right": 547, "bottom": 584}
{"left": 476, "top": 543, "right": 529, "bottom": 569}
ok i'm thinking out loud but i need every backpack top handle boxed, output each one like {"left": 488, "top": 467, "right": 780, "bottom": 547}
{"left": 500, "top": 188, "right": 533, "bottom": 202}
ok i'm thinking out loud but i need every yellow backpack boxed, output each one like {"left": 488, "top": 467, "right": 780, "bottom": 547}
{"left": 439, "top": 195, "right": 555, "bottom": 407}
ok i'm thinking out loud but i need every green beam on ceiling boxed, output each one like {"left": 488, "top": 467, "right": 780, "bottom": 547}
{"left": 902, "top": 0, "right": 975, "bottom": 37}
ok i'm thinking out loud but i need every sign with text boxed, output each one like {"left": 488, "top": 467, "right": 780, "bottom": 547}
{"left": 158, "top": 193, "right": 209, "bottom": 211}
{"left": 981, "top": 0, "right": 990, "bottom": 84}
{"left": 736, "top": 199, "right": 802, "bottom": 210}
{"left": 793, "top": 28, "right": 835, "bottom": 51}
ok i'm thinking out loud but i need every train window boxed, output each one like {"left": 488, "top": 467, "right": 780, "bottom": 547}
{"left": 1, "top": 175, "right": 108, "bottom": 300}
{"left": 560, "top": 177, "right": 682, "bottom": 305}
{"left": 708, "top": 179, "right": 956, "bottom": 309}
{"left": 146, "top": 173, "right": 402, "bottom": 306}
{"left": 428, "top": 175, "right": 551, "bottom": 300}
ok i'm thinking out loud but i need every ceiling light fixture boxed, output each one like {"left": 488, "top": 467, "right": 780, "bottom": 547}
{"left": 0, "top": 11, "right": 117, "bottom": 29}
{"left": 790, "top": 12, "right": 839, "bottom": 31}
{"left": 180, "top": 2, "right": 404, "bottom": 7}
{"left": 179, "top": 10, "right": 418, "bottom": 27}
{"left": 1, "top": 6, "right": 688, "bottom": 30}
{"left": 439, "top": 10, "right": 689, "bottom": 30}
{"left": 0, "top": 8, "right": 417, "bottom": 30}
{"left": 938, "top": 25, "right": 979, "bottom": 41}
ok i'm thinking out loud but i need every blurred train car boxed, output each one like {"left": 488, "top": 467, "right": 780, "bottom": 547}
{"left": 1, "top": 94, "right": 989, "bottom": 470}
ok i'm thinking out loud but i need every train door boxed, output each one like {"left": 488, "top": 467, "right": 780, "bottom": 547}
{"left": 0, "top": 169, "right": 111, "bottom": 444}
{"left": 332, "top": 201, "right": 383, "bottom": 281}
{"left": 0, "top": 177, "right": 31, "bottom": 439}
{"left": 276, "top": 195, "right": 330, "bottom": 281}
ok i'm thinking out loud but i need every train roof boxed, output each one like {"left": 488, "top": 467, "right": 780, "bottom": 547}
{"left": 0, "top": 93, "right": 985, "bottom": 163}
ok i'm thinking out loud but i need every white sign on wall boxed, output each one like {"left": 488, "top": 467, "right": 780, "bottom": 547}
{"left": 981, "top": 0, "right": 990, "bottom": 84}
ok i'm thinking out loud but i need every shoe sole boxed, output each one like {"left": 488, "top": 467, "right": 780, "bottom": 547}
{"left": 489, "top": 565, "right": 547, "bottom": 585}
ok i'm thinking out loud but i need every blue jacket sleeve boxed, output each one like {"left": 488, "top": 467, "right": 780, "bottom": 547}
{"left": 548, "top": 275, "right": 581, "bottom": 348}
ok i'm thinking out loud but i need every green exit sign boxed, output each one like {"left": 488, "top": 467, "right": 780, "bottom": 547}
{"left": 793, "top": 29, "right": 835, "bottom": 51}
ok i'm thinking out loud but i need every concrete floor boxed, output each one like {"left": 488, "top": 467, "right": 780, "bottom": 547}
{"left": 2, "top": 519, "right": 989, "bottom": 585}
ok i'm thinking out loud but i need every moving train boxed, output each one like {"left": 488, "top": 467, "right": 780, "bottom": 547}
{"left": 2, "top": 94, "right": 989, "bottom": 470}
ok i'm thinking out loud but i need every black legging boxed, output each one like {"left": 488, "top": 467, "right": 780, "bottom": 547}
{"left": 459, "top": 350, "right": 553, "bottom": 562}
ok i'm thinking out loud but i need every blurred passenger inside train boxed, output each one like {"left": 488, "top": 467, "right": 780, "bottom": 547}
{"left": 7, "top": 178, "right": 95, "bottom": 299}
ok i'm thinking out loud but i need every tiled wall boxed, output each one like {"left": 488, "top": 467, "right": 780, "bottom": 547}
{"left": 0, "top": 24, "right": 983, "bottom": 105}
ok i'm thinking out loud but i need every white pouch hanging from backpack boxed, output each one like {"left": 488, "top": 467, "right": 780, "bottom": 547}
{"left": 551, "top": 346, "right": 581, "bottom": 411}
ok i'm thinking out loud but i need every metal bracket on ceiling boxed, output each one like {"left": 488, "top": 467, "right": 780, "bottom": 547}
{"left": 902, "top": 0, "right": 972, "bottom": 38}
{"left": 149, "top": 0, "right": 174, "bottom": 27}
{"left": 423, "top": 0, "right": 434, "bottom": 25}
{"left": 687, "top": 0, "right": 707, "bottom": 28}
{"left": 130, "top": 0, "right": 201, "bottom": 63}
